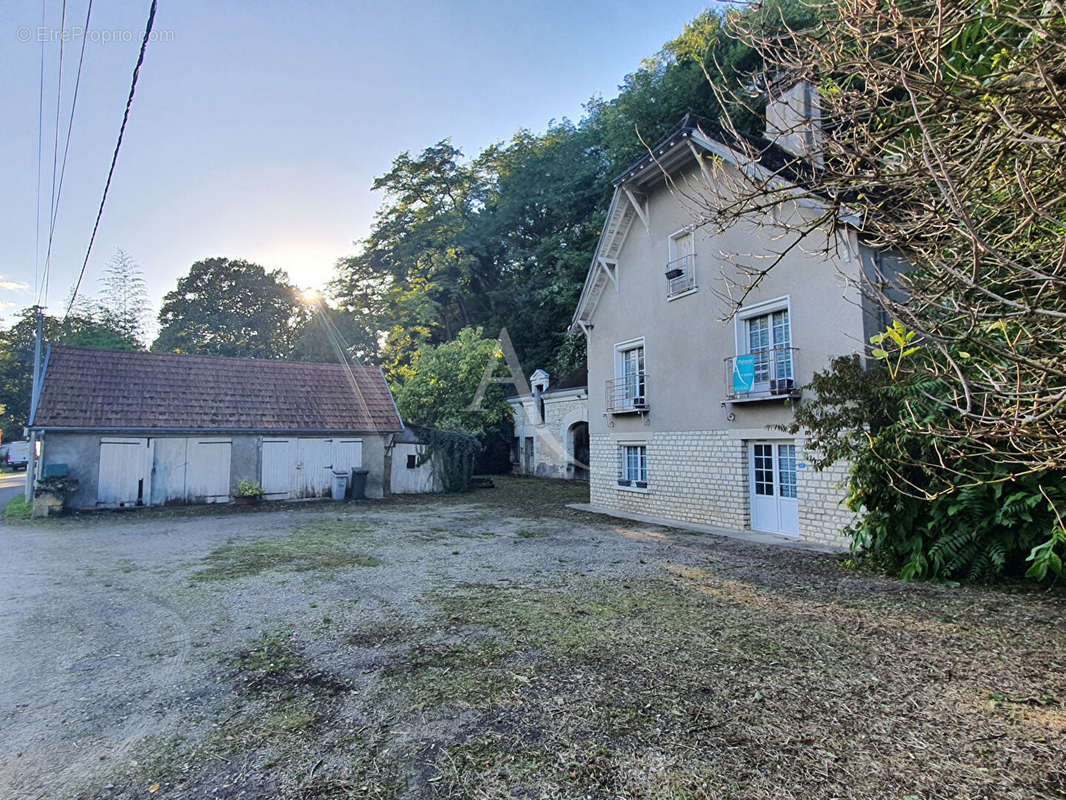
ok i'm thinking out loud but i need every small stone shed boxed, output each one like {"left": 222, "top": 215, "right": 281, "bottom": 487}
{"left": 28, "top": 345, "right": 404, "bottom": 509}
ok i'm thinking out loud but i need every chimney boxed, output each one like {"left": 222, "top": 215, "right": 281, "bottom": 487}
{"left": 764, "top": 78, "right": 823, "bottom": 168}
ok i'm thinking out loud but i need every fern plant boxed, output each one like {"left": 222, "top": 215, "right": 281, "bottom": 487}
{"left": 797, "top": 353, "right": 1066, "bottom": 583}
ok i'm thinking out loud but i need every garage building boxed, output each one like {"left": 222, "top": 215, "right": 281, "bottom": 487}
{"left": 28, "top": 345, "right": 404, "bottom": 509}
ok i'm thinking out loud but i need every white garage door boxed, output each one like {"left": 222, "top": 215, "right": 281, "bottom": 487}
{"left": 296, "top": 438, "right": 334, "bottom": 498}
{"left": 185, "top": 439, "right": 232, "bottom": 502}
{"left": 149, "top": 438, "right": 188, "bottom": 505}
{"left": 98, "top": 438, "right": 150, "bottom": 507}
{"left": 332, "top": 439, "right": 363, "bottom": 474}
{"left": 262, "top": 439, "right": 297, "bottom": 498}
{"left": 146, "top": 437, "right": 232, "bottom": 505}
{"left": 261, "top": 437, "right": 363, "bottom": 500}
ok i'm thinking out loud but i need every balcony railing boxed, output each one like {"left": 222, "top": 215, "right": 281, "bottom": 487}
{"left": 665, "top": 253, "right": 696, "bottom": 298}
{"left": 724, "top": 347, "right": 800, "bottom": 401}
{"left": 606, "top": 373, "right": 649, "bottom": 414}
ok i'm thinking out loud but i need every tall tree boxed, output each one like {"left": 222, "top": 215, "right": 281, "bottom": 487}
{"left": 291, "top": 302, "right": 380, "bottom": 364}
{"left": 331, "top": 4, "right": 805, "bottom": 381}
{"left": 0, "top": 306, "right": 139, "bottom": 440}
{"left": 96, "top": 249, "right": 150, "bottom": 345}
{"left": 153, "top": 258, "right": 304, "bottom": 359}
{"left": 393, "top": 326, "right": 512, "bottom": 441}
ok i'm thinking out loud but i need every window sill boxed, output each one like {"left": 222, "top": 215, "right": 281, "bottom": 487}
{"left": 616, "top": 484, "right": 649, "bottom": 494}
{"left": 723, "top": 391, "right": 800, "bottom": 404}
{"left": 666, "top": 287, "right": 699, "bottom": 302}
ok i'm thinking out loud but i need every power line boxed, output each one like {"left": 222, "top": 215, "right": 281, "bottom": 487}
{"left": 64, "top": 0, "right": 157, "bottom": 322}
{"left": 43, "top": 0, "right": 94, "bottom": 308}
{"left": 33, "top": 0, "right": 46, "bottom": 302}
{"left": 41, "top": 0, "right": 68, "bottom": 307}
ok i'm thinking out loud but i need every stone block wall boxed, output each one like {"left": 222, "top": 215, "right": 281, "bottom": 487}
{"left": 590, "top": 430, "right": 852, "bottom": 547}
{"left": 511, "top": 393, "right": 588, "bottom": 479}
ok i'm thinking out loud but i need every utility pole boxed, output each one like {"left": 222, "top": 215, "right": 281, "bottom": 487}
{"left": 25, "top": 306, "right": 43, "bottom": 503}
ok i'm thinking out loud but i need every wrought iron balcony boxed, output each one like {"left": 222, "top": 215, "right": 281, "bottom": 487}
{"left": 605, "top": 373, "right": 649, "bottom": 414}
{"left": 724, "top": 347, "right": 800, "bottom": 402}
{"left": 665, "top": 253, "right": 696, "bottom": 298}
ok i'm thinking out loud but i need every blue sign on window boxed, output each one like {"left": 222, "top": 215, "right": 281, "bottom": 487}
{"left": 733, "top": 354, "right": 756, "bottom": 394}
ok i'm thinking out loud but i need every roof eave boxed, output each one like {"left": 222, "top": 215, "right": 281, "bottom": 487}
{"left": 29, "top": 425, "right": 404, "bottom": 435}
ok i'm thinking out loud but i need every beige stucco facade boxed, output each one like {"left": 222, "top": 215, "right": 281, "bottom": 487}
{"left": 574, "top": 134, "right": 877, "bottom": 548}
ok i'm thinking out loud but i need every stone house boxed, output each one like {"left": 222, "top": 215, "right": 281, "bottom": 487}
{"left": 28, "top": 345, "right": 408, "bottom": 509}
{"left": 570, "top": 82, "right": 898, "bottom": 548}
{"left": 508, "top": 369, "right": 589, "bottom": 480}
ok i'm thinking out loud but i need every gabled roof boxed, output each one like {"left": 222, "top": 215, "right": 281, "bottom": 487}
{"left": 31, "top": 345, "right": 403, "bottom": 434}
{"left": 570, "top": 114, "right": 849, "bottom": 332}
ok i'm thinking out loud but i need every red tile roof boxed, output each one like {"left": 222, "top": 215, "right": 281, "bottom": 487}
{"left": 32, "top": 346, "right": 403, "bottom": 433}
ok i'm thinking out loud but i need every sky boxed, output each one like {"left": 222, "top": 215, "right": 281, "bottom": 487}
{"left": 1, "top": 0, "right": 714, "bottom": 330}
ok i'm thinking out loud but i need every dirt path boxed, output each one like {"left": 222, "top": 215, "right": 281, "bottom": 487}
{"left": 0, "top": 478, "right": 1063, "bottom": 800}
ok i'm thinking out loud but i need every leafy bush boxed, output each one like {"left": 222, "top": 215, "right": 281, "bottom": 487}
{"left": 421, "top": 429, "right": 481, "bottom": 493}
{"left": 236, "top": 480, "right": 265, "bottom": 498}
{"left": 793, "top": 352, "right": 1066, "bottom": 583}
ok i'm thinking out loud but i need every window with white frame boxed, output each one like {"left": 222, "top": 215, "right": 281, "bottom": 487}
{"left": 735, "top": 298, "right": 794, "bottom": 393}
{"left": 617, "top": 444, "right": 648, "bottom": 487}
{"left": 666, "top": 229, "right": 696, "bottom": 297}
{"left": 610, "top": 339, "right": 647, "bottom": 411}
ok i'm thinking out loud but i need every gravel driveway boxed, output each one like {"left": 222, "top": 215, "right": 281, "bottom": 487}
{"left": 1, "top": 478, "right": 1063, "bottom": 800}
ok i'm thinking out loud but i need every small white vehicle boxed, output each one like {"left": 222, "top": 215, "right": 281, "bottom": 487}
{"left": 3, "top": 441, "right": 30, "bottom": 470}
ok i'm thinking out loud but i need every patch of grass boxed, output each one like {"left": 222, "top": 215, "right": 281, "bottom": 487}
{"left": 4, "top": 495, "right": 31, "bottom": 520}
{"left": 383, "top": 638, "right": 521, "bottom": 708}
{"left": 191, "top": 519, "right": 381, "bottom": 581}
{"left": 516, "top": 528, "right": 549, "bottom": 539}
{"left": 399, "top": 571, "right": 1066, "bottom": 799}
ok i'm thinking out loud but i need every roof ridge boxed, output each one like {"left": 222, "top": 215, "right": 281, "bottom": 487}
{"left": 47, "top": 343, "right": 379, "bottom": 371}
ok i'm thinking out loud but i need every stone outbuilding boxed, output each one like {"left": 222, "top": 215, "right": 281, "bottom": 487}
{"left": 508, "top": 368, "right": 589, "bottom": 480}
{"left": 28, "top": 345, "right": 406, "bottom": 509}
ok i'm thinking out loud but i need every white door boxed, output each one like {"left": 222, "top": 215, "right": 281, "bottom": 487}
{"left": 262, "top": 438, "right": 296, "bottom": 499}
{"left": 150, "top": 438, "right": 188, "bottom": 505}
{"left": 750, "top": 442, "right": 799, "bottom": 536}
{"left": 186, "top": 439, "right": 232, "bottom": 503}
{"left": 98, "top": 438, "right": 150, "bottom": 507}
{"left": 332, "top": 439, "right": 363, "bottom": 475}
{"left": 295, "top": 438, "right": 334, "bottom": 498}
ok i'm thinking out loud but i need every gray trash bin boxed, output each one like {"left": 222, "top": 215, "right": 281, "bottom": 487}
{"left": 350, "top": 468, "right": 369, "bottom": 500}
{"left": 331, "top": 470, "right": 349, "bottom": 501}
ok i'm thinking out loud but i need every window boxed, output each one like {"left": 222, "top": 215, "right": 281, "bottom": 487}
{"left": 747, "top": 308, "right": 792, "bottom": 384}
{"left": 406, "top": 453, "right": 417, "bottom": 469}
{"left": 753, "top": 443, "right": 775, "bottom": 496}
{"left": 666, "top": 230, "right": 696, "bottom": 298}
{"left": 732, "top": 298, "right": 794, "bottom": 396}
{"left": 609, "top": 338, "right": 649, "bottom": 413}
{"left": 617, "top": 444, "right": 648, "bottom": 488}
{"left": 778, "top": 444, "right": 797, "bottom": 499}
{"left": 622, "top": 346, "right": 644, "bottom": 398}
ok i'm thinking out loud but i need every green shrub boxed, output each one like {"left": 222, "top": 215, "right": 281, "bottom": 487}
{"left": 235, "top": 480, "right": 264, "bottom": 498}
{"left": 3, "top": 496, "right": 31, "bottom": 520}
{"left": 793, "top": 353, "right": 1066, "bottom": 583}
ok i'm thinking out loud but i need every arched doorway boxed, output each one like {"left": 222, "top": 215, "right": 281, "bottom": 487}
{"left": 568, "top": 421, "right": 589, "bottom": 481}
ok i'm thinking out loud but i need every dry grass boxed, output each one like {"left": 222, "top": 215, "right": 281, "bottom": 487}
{"left": 403, "top": 569, "right": 1066, "bottom": 800}
{"left": 191, "top": 519, "right": 381, "bottom": 581}
{"left": 75, "top": 478, "right": 1066, "bottom": 799}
